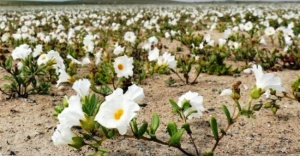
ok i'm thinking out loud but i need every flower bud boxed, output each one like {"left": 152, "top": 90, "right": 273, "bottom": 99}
{"left": 69, "top": 137, "right": 85, "bottom": 149}
{"left": 271, "top": 106, "right": 278, "bottom": 115}
{"left": 251, "top": 87, "right": 262, "bottom": 99}
{"left": 231, "top": 91, "right": 241, "bottom": 100}
{"left": 80, "top": 115, "right": 95, "bottom": 131}
{"left": 264, "top": 102, "right": 272, "bottom": 108}
{"left": 253, "top": 104, "right": 263, "bottom": 111}
{"left": 270, "top": 89, "right": 276, "bottom": 96}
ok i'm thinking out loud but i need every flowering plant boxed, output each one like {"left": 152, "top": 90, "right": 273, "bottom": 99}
{"left": 52, "top": 64, "right": 298, "bottom": 156}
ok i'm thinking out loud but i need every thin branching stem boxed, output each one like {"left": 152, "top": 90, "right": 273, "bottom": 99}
{"left": 211, "top": 121, "right": 233, "bottom": 152}
{"left": 182, "top": 112, "right": 201, "bottom": 156}
{"left": 123, "top": 135, "right": 194, "bottom": 156}
{"left": 171, "top": 69, "right": 185, "bottom": 84}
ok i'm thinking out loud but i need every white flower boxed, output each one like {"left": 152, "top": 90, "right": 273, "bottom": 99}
{"left": 244, "top": 21, "right": 253, "bottom": 31}
{"left": 105, "top": 88, "right": 124, "bottom": 101}
{"left": 67, "top": 54, "right": 90, "bottom": 66}
{"left": 228, "top": 41, "right": 240, "bottom": 50}
{"left": 142, "top": 43, "right": 151, "bottom": 51}
{"left": 199, "top": 42, "right": 204, "bottom": 49}
{"left": 11, "top": 44, "right": 32, "bottom": 60}
{"left": 252, "top": 64, "right": 285, "bottom": 93}
{"left": 58, "top": 95, "right": 85, "bottom": 126}
{"left": 124, "top": 84, "right": 145, "bottom": 103}
{"left": 83, "top": 39, "right": 94, "bottom": 53}
{"left": 124, "top": 31, "right": 136, "bottom": 43}
{"left": 207, "top": 40, "right": 214, "bottom": 47}
{"left": 157, "top": 52, "right": 177, "bottom": 70}
{"left": 177, "top": 91, "right": 205, "bottom": 120}
{"left": 95, "top": 50, "right": 102, "bottom": 65}
{"left": 113, "top": 55, "right": 134, "bottom": 78}
{"left": 218, "top": 38, "right": 227, "bottom": 47}
{"left": 259, "top": 37, "right": 267, "bottom": 45}
{"left": 81, "top": 56, "right": 91, "bottom": 65}
{"left": 32, "top": 44, "right": 43, "bottom": 57}
{"left": 1, "top": 32, "right": 10, "bottom": 42}
{"left": 264, "top": 27, "right": 275, "bottom": 36}
{"left": 52, "top": 123, "right": 75, "bottom": 146}
{"left": 56, "top": 69, "right": 71, "bottom": 87}
{"left": 37, "top": 54, "right": 49, "bottom": 65}
{"left": 113, "top": 42, "right": 125, "bottom": 55}
{"left": 148, "top": 36, "right": 158, "bottom": 45}
{"left": 72, "top": 79, "right": 91, "bottom": 97}
{"left": 67, "top": 55, "right": 82, "bottom": 64}
{"left": 105, "top": 84, "right": 144, "bottom": 103}
{"left": 223, "top": 28, "right": 232, "bottom": 39}
{"left": 148, "top": 47, "right": 160, "bottom": 61}
{"left": 243, "top": 68, "right": 252, "bottom": 74}
{"left": 220, "top": 89, "right": 233, "bottom": 96}
{"left": 17, "top": 62, "right": 23, "bottom": 69}
{"left": 203, "top": 34, "right": 211, "bottom": 43}
{"left": 165, "top": 32, "right": 170, "bottom": 38}
{"left": 95, "top": 95, "right": 140, "bottom": 135}
{"left": 47, "top": 50, "right": 65, "bottom": 74}
{"left": 284, "top": 35, "right": 293, "bottom": 46}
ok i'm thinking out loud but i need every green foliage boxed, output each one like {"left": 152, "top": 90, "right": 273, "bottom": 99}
{"left": 82, "top": 94, "right": 102, "bottom": 116}
{"left": 209, "top": 117, "right": 219, "bottom": 141}
{"left": 147, "top": 113, "right": 160, "bottom": 138}
{"left": 221, "top": 105, "right": 232, "bottom": 125}
{"left": 291, "top": 76, "right": 300, "bottom": 102}
{"left": 0, "top": 55, "right": 53, "bottom": 98}
{"left": 201, "top": 52, "right": 233, "bottom": 75}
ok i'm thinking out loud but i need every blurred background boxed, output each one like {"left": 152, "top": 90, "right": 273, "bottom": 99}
{"left": 2, "top": 0, "right": 300, "bottom": 3}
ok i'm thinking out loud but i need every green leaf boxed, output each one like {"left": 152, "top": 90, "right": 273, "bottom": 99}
{"left": 221, "top": 105, "right": 232, "bottom": 125}
{"left": 210, "top": 117, "right": 219, "bottom": 141}
{"left": 131, "top": 118, "right": 138, "bottom": 134}
{"left": 100, "top": 125, "right": 114, "bottom": 139}
{"left": 151, "top": 113, "right": 160, "bottom": 133}
{"left": 82, "top": 94, "right": 101, "bottom": 116}
{"left": 181, "top": 123, "right": 192, "bottom": 134}
{"left": 169, "top": 129, "right": 185, "bottom": 146}
{"left": 5, "top": 56, "right": 12, "bottom": 69}
{"left": 69, "top": 137, "right": 85, "bottom": 149}
{"left": 181, "top": 100, "right": 191, "bottom": 111}
{"left": 137, "top": 122, "right": 148, "bottom": 139}
{"left": 108, "top": 130, "right": 115, "bottom": 138}
{"left": 169, "top": 99, "right": 180, "bottom": 112}
{"left": 53, "top": 105, "right": 64, "bottom": 116}
{"left": 185, "top": 109, "right": 197, "bottom": 119}
{"left": 167, "top": 122, "right": 178, "bottom": 136}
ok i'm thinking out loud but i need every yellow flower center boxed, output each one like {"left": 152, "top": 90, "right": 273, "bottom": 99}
{"left": 42, "top": 56, "right": 46, "bottom": 60}
{"left": 118, "top": 63, "right": 124, "bottom": 70}
{"left": 114, "top": 109, "right": 124, "bottom": 120}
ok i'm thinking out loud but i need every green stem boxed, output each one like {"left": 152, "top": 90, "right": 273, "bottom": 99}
{"left": 234, "top": 100, "right": 242, "bottom": 112}
{"left": 182, "top": 112, "right": 201, "bottom": 156}
{"left": 247, "top": 98, "right": 253, "bottom": 111}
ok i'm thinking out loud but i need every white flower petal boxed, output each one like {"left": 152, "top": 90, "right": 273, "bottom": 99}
{"left": 220, "top": 89, "right": 232, "bottom": 96}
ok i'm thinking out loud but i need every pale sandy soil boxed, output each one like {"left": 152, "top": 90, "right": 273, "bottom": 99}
{"left": 0, "top": 6, "right": 300, "bottom": 155}
{"left": 0, "top": 65, "right": 299, "bottom": 156}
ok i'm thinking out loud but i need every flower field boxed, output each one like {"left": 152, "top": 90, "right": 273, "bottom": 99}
{"left": 0, "top": 3, "right": 300, "bottom": 156}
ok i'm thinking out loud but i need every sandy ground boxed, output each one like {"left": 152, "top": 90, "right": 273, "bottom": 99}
{"left": 0, "top": 64, "right": 299, "bottom": 156}
{"left": 0, "top": 6, "right": 299, "bottom": 155}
